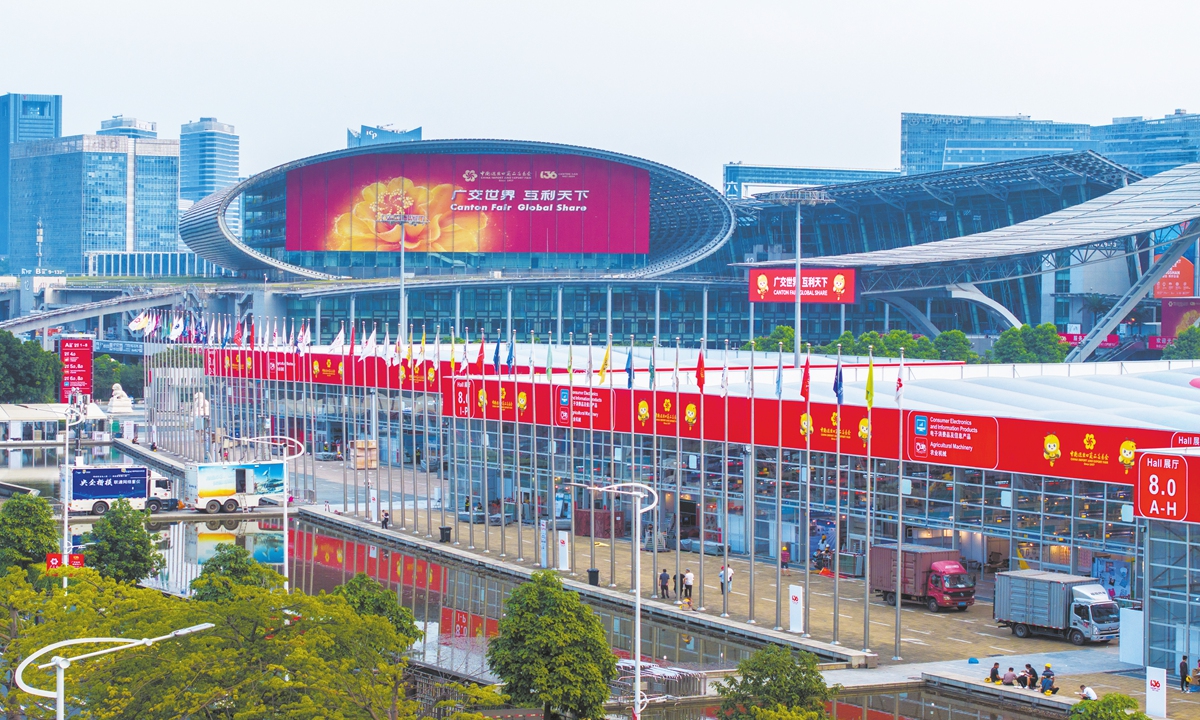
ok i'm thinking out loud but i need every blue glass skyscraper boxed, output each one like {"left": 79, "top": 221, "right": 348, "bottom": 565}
{"left": 1, "top": 93, "right": 62, "bottom": 256}
{"left": 98, "top": 115, "right": 158, "bottom": 140}
{"left": 8, "top": 133, "right": 180, "bottom": 274}
{"left": 181, "top": 118, "right": 239, "bottom": 236}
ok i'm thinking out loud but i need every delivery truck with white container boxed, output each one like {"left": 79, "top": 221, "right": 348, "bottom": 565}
{"left": 993, "top": 569, "right": 1120, "bottom": 645}
{"left": 869, "top": 544, "right": 976, "bottom": 612}
{"left": 68, "top": 465, "right": 180, "bottom": 515}
{"left": 184, "top": 461, "right": 285, "bottom": 514}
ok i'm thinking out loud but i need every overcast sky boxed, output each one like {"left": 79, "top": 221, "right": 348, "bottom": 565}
{"left": 3, "top": 1, "right": 1198, "bottom": 187}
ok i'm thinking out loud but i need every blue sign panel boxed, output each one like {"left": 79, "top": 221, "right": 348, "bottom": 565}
{"left": 72, "top": 466, "right": 147, "bottom": 500}
{"left": 913, "top": 415, "right": 928, "bottom": 436}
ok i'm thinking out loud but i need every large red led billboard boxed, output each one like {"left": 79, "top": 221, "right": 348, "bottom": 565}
{"left": 748, "top": 267, "right": 856, "bottom": 303}
{"left": 285, "top": 153, "right": 650, "bottom": 254}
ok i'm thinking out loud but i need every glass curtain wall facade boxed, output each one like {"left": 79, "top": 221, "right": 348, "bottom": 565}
{"left": 0, "top": 93, "right": 62, "bottom": 255}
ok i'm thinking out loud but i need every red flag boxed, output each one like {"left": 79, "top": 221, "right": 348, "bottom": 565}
{"left": 474, "top": 337, "right": 486, "bottom": 376}
{"left": 233, "top": 320, "right": 243, "bottom": 346}
{"left": 695, "top": 351, "right": 705, "bottom": 390}
{"left": 247, "top": 321, "right": 255, "bottom": 349}
{"left": 800, "top": 356, "right": 811, "bottom": 401}
{"left": 348, "top": 323, "right": 356, "bottom": 356}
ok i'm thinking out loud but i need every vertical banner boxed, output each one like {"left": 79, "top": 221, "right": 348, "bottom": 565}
{"left": 557, "top": 530, "right": 570, "bottom": 571}
{"left": 540, "top": 519, "right": 549, "bottom": 569}
{"left": 60, "top": 337, "right": 94, "bottom": 401}
{"left": 788, "top": 584, "right": 804, "bottom": 633}
{"left": 1146, "top": 666, "right": 1167, "bottom": 718}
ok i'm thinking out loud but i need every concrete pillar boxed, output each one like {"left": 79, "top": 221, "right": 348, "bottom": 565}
{"left": 349, "top": 295, "right": 355, "bottom": 338}
{"left": 839, "top": 305, "right": 846, "bottom": 335}
{"left": 883, "top": 303, "right": 890, "bottom": 332}
{"left": 455, "top": 287, "right": 462, "bottom": 337}
{"left": 701, "top": 285, "right": 709, "bottom": 346}
{"left": 506, "top": 286, "right": 513, "bottom": 339}
{"left": 925, "top": 297, "right": 932, "bottom": 320}
{"left": 654, "top": 285, "right": 661, "bottom": 341}
{"left": 556, "top": 285, "right": 564, "bottom": 345}
{"left": 97, "top": 313, "right": 104, "bottom": 341}
{"left": 749, "top": 301, "right": 755, "bottom": 345}
{"left": 606, "top": 284, "right": 612, "bottom": 340}
{"left": 315, "top": 299, "right": 322, "bottom": 345}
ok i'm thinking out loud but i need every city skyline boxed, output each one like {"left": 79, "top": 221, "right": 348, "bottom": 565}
{"left": 1, "top": 1, "right": 1197, "bottom": 188}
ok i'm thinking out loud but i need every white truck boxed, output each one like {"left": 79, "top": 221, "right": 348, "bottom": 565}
{"left": 184, "top": 461, "right": 285, "bottom": 514}
{"left": 69, "top": 466, "right": 180, "bottom": 515}
{"left": 993, "top": 569, "right": 1120, "bottom": 645}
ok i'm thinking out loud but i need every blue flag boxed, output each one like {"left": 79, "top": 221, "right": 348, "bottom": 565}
{"left": 775, "top": 353, "right": 783, "bottom": 398}
{"left": 833, "top": 358, "right": 844, "bottom": 405}
{"left": 505, "top": 334, "right": 514, "bottom": 371}
{"left": 492, "top": 333, "right": 501, "bottom": 374}
{"left": 625, "top": 347, "right": 634, "bottom": 389}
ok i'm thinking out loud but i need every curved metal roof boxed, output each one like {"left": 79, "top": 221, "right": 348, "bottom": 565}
{"left": 750, "top": 160, "right": 1200, "bottom": 271}
{"left": 180, "top": 139, "right": 734, "bottom": 280}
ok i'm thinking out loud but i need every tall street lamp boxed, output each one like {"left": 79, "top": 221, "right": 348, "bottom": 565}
{"left": 577, "top": 481, "right": 658, "bottom": 720}
{"left": 59, "top": 391, "right": 88, "bottom": 590}
{"left": 15, "top": 622, "right": 215, "bottom": 720}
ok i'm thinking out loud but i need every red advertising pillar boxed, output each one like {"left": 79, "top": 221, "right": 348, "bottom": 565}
{"left": 59, "top": 337, "right": 94, "bottom": 402}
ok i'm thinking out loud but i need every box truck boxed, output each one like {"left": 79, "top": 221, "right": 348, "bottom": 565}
{"left": 68, "top": 465, "right": 180, "bottom": 515}
{"left": 869, "top": 544, "right": 976, "bottom": 613}
{"left": 993, "top": 569, "right": 1120, "bottom": 645}
{"left": 184, "top": 461, "right": 285, "bottom": 514}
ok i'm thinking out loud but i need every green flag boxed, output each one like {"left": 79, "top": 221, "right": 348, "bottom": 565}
{"left": 545, "top": 342, "right": 553, "bottom": 382}
{"left": 648, "top": 346, "right": 656, "bottom": 388}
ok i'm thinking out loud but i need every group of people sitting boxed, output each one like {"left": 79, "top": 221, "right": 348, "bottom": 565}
{"left": 986, "top": 663, "right": 1061, "bottom": 695}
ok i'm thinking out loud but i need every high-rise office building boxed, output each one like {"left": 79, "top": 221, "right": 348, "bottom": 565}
{"left": 180, "top": 117, "right": 239, "bottom": 237}
{"left": 8, "top": 134, "right": 180, "bottom": 274}
{"left": 1, "top": 93, "right": 62, "bottom": 256}
{"left": 347, "top": 124, "right": 422, "bottom": 147}
{"left": 98, "top": 115, "right": 158, "bottom": 139}
{"left": 902, "top": 110, "right": 1200, "bottom": 177}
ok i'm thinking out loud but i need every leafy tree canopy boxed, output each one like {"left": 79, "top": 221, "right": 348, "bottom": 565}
{"left": 485, "top": 571, "right": 617, "bottom": 720}
{"left": 437, "top": 682, "right": 510, "bottom": 720}
{"left": 991, "top": 324, "right": 1069, "bottom": 364}
{"left": 744, "top": 325, "right": 796, "bottom": 353}
{"left": 3, "top": 563, "right": 420, "bottom": 719}
{"left": 335, "top": 572, "right": 421, "bottom": 641}
{"left": 933, "top": 330, "right": 978, "bottom": 363}
{"left": 1163, "top": 326, "right": 1200, "bottom": 359}
{"left": 190, "top": 542, "right": 283, "bottom": 602}
{"left": 717, "top": 645, "right": 837, "bottom": 720}
{"left": 1068, "top": 692, "right": 1149, "bottom": 720}
{"left": 0, "top": 493, "right": 59, "bottom": 571}
{"left": 85, "top": 498, "right": 164, "bottom": 583}
{"left": 0, "top": 330, "right": 61, "bottom": 403}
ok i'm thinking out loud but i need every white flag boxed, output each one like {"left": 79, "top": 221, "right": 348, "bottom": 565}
{"left": 328, "top": 323, "right": 346, "bottom": 355}
{"left": 359, "top": 324, "right": 377, "bottom": 361}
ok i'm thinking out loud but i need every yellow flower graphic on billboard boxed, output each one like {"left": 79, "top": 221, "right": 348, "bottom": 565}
{"left": 326, "top": 177, "right": 491, "bottom": 253}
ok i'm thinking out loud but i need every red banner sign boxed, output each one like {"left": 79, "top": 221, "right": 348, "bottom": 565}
{"left": 1059, "top": 333, "right": 1120, "bottom": 349}
{"left": 1154, "top": 255, "right": 1195, "bottom": 299}
{"left": 45, "top": 553, "right": 85, "bottom": 570}
{"left": 748, "top": 268, "right": 856, "bottom": 304}
{"left": 906, "top": 411, "right": 999, "bottom": 468}
{"left": 1136, "top": 452, "right": 1191, "bottom": 522}
{"left": 60, "top": 337, "right": 93, "bottom": 401}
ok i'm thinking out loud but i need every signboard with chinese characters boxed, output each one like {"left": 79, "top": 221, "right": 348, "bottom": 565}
{"left": 1058, "top": 333, "right": 1119, "bottom": 349}
{"left": 905, "top": 411, "right": 999, "bottom": 468}
{"left": 59, "top": 337, "right": 93, "bottom": 401}
{"left": 285, "top": 153, "right": 650, "bottom": 254}
{"left": 748, "top": 268, "right": 856, "bottom": 304}
{"left": 1135, "top": 452, "right": 1190, "bottom": 523}
{"left": 1153, "top": 255, "right": 1195, "bottom": 298}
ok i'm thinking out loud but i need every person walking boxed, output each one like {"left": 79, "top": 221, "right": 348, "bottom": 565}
{"left": 683, "top": 569, "right": 694, "bottom": 600}
{"left": 381, "top": 511, "right": 390, "bottom": 529}
{"left": 1183, "top": 656, "right": 1191, "bottom": 692}
{"left": 718, "top": 566, "right": 727, "bottom": 595}
{"left": 781, "top": 546, "right": 791, "bottom": 575}
{"left": 659, "top": 569, "right": 671, "bottom": 599}
{"left": 725, "top": 565, "right": 734, "bottom": 594}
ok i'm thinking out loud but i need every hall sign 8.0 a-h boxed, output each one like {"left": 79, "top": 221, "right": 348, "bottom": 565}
{"left": 1135, "top": 452, "right": 1190, "bottom": 522}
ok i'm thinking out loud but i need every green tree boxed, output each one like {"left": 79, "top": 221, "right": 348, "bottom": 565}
{"left": 1023, "top": 323, "right": 1070, "bottom": 362}
{"left": 991, "top": 326, "right": 1035, "bottom": 363}
{"left": 717, "top": 645, "right": 837, "bottom": 720}
{"left": 933, "top": 330, "right": 978, "bottom": 362}
{"left": 1163, "top": 327, "right": 1200, "bottom": 359}
{"left": 0, "top": 330, "right": 61, "bottom": 403}
{"left": 743, "top": 325, "right": 796, "bottom": 353}
{"left": 437, "top": 682, "right": 510, "bottom": 720}
{"left": 749, "top": 706, "right": 825, "bottom": 720}
{"left": 85, "top": 498, "right": 164, "bottom": 583}
{"left": 1068, "top": 692, "right": 1149, "bottom": 720}
{"left": 93, "top": 354, "right": 122, "bottom": 400}
{"left": 335, "top": 572, "right": 421, "bottom": 640}
{"left": 190, "top": 542, "right": 283, "bottom": 601}
{"left": 486, "top": 571, "right": 616, "bottom": 720}
{"left": 118, "top": 361, "right": 145, "bottom": 399}
{"left": 0, "top": 493, "right": 59, "bottom": 571}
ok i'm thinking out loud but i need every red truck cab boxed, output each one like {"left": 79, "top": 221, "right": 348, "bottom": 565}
{"left": 927, "top": 560, "right": 976, "bottom": 611}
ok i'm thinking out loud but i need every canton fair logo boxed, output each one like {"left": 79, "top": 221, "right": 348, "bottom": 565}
{"left": 462, "top": 170, "right": 478, "bottom": 183}
{"left": 540, "top": 170, "right": 557, "bottom": 179}
{"left": 1083, "top": 433, "right": 1097, "bottom": 450}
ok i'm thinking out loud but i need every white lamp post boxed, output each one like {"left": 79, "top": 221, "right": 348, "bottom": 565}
{"left": 15, "top": 622, "right": 215, "bottom": 720}
{"left": 575, "top": 481, "right": 658, "bottom": 720}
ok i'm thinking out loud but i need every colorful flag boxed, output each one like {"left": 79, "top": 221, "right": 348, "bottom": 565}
{"left": 625, "top": 342, "right": 634, "bottom": 390}
{"left": 832, "top": 355, "right": 844, "bottom": 405}
{"left": 865, "top": 351, "right": 875, "bottom": 410}
{"left": 545, "top": 342, "right": 553, "bottom": 382}
{"left": 328, "top": 323, "right": 345, "bottom": 355}
{"left": 492, "top": 332, "right": 501, "bottom": 374}
{"left": 648, "top": 345, "right": 656, "bottom": 388}
{"left": 598, "top": 341, "right": 611, "bottom": 384}
{"left": 449, "top": 332, "right": 457, "bottom": 376}
{"left": 695, "top": 350, "right": 705, "bottom": 390}
{"left": 775, "top": 351, "right": 783, "bottom": 398}
{"left": 127, "top": 311, "right": 149, "bottom": 332}
{"left": 474, "top": 334, "right": 486, "bottom": 376}
{"left": 505, "top": 332, "right": 514, "bottom": 372}
{"left": 233, "top": 319, "right": 244, "bottom": 346}
{"left": 800, "top": 355, "right": 811, "bottom": 401}
{"left": 896, "top": 353, "right": 905, "bottom": 402}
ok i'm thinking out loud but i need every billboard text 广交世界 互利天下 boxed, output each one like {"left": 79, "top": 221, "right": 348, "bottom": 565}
{"left": 749, "top": 268, "right": 856, "bottom": 304}
{"left": 285, "top": 153, "right": 650, "bottom": 254}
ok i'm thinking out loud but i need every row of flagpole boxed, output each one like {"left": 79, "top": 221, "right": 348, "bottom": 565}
{"left": 135, "top": 306, "right": 914, "bottom": 653}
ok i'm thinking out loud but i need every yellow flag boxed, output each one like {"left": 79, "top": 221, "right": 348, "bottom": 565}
{"left": 865, "top": 353, "right": 875, "bottom": 410}
{"left": 598, "top": 343, "right": 611, "bottom": 384}
{"left": 450, "top": 336, "right": 456, "bottom": 375}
